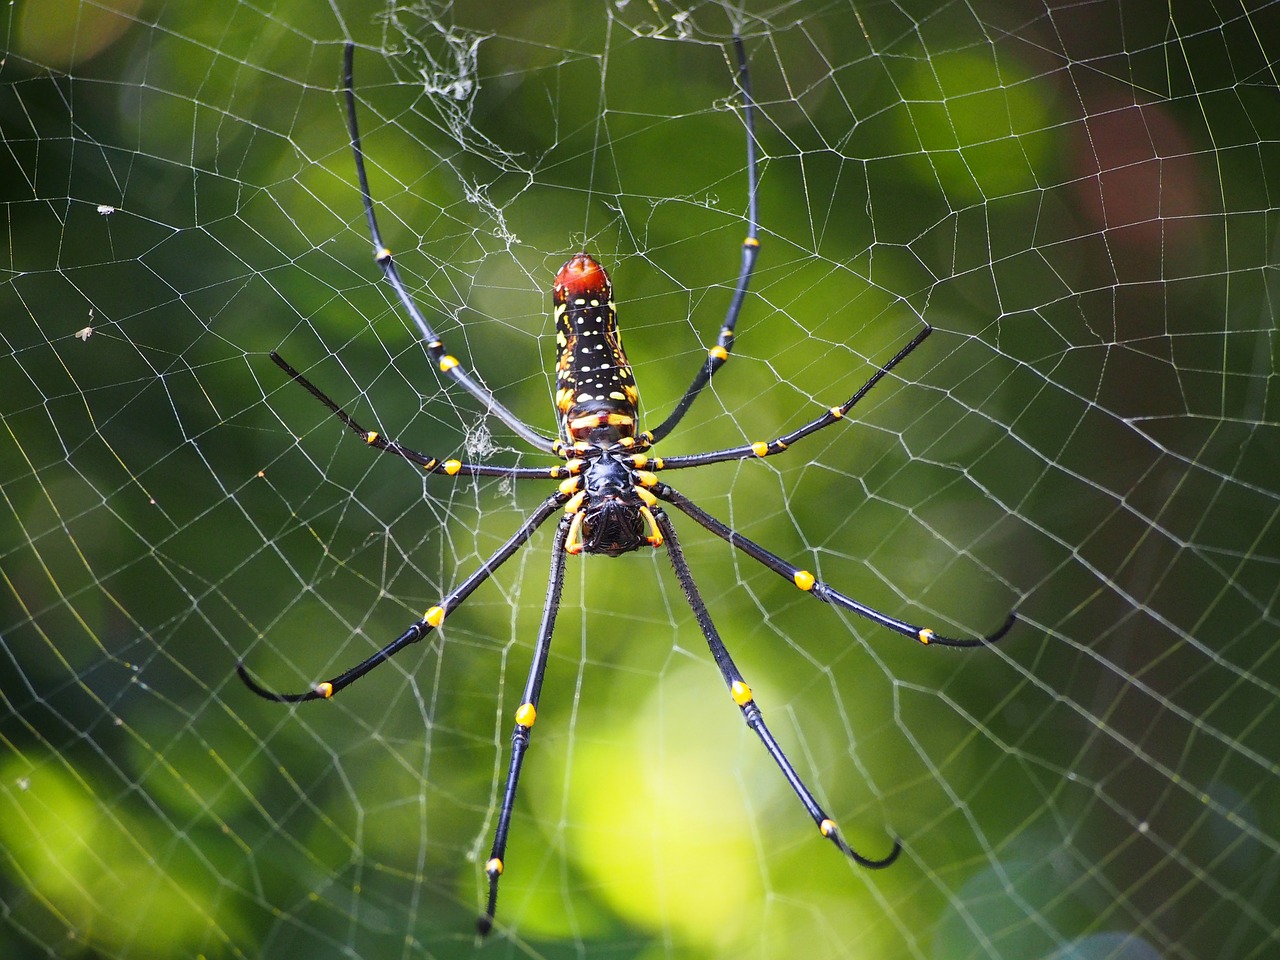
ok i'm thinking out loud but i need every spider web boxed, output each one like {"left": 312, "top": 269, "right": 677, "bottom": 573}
{"left": 3, "top": 1, "right": 1278, "bottom": 958}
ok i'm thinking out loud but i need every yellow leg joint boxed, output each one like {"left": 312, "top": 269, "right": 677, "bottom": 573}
{"left": 365, "top": 431, "right": 379, "bottom": 445}
{"left": 424, "top": 606, "right": 446, "bottom": 627}
{"left": 709, "top": 345, "right": 729, "bottom": 361}
{"left": 442, "top": 459, "right": 462, "bottom": 475}
{"left": 744, "top": 236, "right": 761, "bottom": 248}
{"left": 917, "top": 628, "right": 935, "bottom": 645}
{"left": 639, "top": 506, "right": 663, "bottom": 547}
{"left": 376, "top": 247, "right": 392, "bottom": 262}
{"left": 793, "top": 570, "right": 816, "bottom": 591}
{"left": 438, "top": 355, "right": 459, "bottom": 372}
{"left": 515, "top": 702, "right": 537, "bottom": 727}
{"left": 820, "top": 818, "right": 838, "bottom": 837}
{"left": 316, "top": 681, "right": 335, "bottom": 699}
{"left": 565, "top": 511, "right": 586, "bottom": 555}
{"left": 751, "top": 441, "right": 769, "bottom": 457}
{"left": 485, "top": 857, "right": 504, "bottom": 877}
{"left": 730, "top": 680, "right": 754, "bottom": 706}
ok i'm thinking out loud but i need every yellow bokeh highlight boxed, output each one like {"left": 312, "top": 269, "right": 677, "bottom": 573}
{"left": 555, "top": 664, "right": 766, "bottom": 947}
{"left": 0, "top": 755, "right": 220, "bottom": 953}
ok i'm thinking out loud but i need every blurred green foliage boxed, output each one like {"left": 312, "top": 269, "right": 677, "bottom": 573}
{"left": 3, "top": 1, "right": 1278, "bottom": 958}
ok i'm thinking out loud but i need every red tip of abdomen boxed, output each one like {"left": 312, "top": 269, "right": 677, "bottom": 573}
{"left": 554, "top": 252, "right": 611, "bottom": 303}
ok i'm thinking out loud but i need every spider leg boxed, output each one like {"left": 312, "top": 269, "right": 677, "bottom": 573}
{"left": 343, "top": 43, "right": 556, "bottom": 454}
{"left": 237, "top": 491, "right": 569, "bottom": 702}
{"left": 270, "top": 352, "right": 573, "bottom": 480}
{"left": 653, "top": 325, "right": 933, "bottom": 471}
{"left": 654, "top": 508, "right": 900, "bottom": 868}
{"left": 647, "top": 36, "right": 759, "bottom": 445}
{"left": 477, "top": 512, "right": 572, "bottom": 937}
{"left": 657, "top": 483, "right": 1016, "bottom": 647}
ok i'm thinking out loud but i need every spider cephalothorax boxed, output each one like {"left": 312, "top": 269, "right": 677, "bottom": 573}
{"left": 561, "top": 449, "right": 662, "bottom": 557}
{"left": 238, "top": 40, "right": 1015, "bottom": 938}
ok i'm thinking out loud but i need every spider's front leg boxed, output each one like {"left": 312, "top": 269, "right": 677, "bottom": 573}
{"left": 654, "top": 508, "right": 901, "bottom": 867}
{"left": 237, "top": 492, "right": 569, "bottom": 702}
{"left": 655, "top": 483, "right": 1013, "bottom": 650}
{"left": 657, "top": 483, "right": 1016, "bottom": 646}
{"left": 478, "top": 512, "right": 572, "bottom": 937}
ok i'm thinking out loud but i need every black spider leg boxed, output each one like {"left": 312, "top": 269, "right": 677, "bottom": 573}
{"left": 269, "top": 351, "right": 572, "bottom": 481}
{"left": 477, "top": 512, "right": 572, "bottom": 938}
{"left": 237, "top": 491, "right": 569, "bottom": 702}
{"left": 655, "top": 325, "right": 933, "bottom": 472}
{"left": 657, "top": 484, "right": 1016, "bottom": 646}
{"left": 343, "top": 43, "right": 556, "bottom": 454}
{"left": 654, "top": 508, "right": 901, "bottom": 868}
{"left": 647, "top": 35, "right": 759, "bottom": 444}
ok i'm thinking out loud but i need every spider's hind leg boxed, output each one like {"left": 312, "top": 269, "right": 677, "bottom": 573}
{"left": 647, "top": 36, "right": 760, "bottom": 444}
{"left": 269, "top": 352, "right": 566, "bottom": 480}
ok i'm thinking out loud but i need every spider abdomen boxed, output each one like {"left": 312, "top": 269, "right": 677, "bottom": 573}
{"left": 553, "top": 253, "right": 640, "bottom": 446}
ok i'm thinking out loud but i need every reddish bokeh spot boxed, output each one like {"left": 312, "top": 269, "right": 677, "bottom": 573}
{"left": 1070, "top": 97, "right": 1205, "bottom": 281}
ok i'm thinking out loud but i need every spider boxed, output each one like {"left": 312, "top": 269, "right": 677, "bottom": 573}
{"left": 238, "top": 39, "right": 1016, "bottom": 936}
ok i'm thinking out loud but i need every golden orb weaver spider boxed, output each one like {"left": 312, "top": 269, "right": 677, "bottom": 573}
{"left": 238, "top": 39, "right": 1017, "bottom": 937}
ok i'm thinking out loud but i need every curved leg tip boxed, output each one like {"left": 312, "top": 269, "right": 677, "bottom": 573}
{"left": 235, "top": 660, "right": 319, "bottom": 703}
{"left": 925, "top": 609, "right": 1017, "bottom": 648}
{"left": 859, "top": 837, "right": 902, "bottom": 869}
{"left": 986, "top": 610, "right": 1018, "bottom": 644}
{"left": 824, "top": 819, "right": 902, "bottom": 869}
